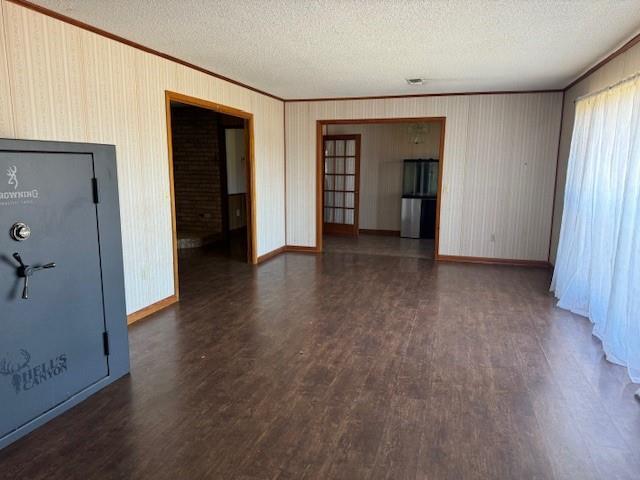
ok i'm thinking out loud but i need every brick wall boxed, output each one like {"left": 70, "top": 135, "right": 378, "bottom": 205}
{"left": 171, "top": 105, "right": 225, "bottom": 237}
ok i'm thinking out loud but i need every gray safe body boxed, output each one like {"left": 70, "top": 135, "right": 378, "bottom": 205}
{"left": 0, "top": 138, "right": 129, "bottom": 450}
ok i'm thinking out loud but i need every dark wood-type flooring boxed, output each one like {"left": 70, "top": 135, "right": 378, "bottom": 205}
{"left": 324, "top": 233, "right": 434, "bottom": 259}
{"left": 1, "top": 245, "right": 639, "bottom": 479}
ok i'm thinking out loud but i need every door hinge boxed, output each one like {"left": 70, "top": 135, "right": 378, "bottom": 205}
{"left": 92, "top": 177, "right": 100, "bottom": 204}
{"left": 102, "top": 331, "right": 110, "bottom": 356}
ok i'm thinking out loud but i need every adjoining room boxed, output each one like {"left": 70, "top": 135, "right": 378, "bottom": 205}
{"left": 321, "top": 119, "right": 443, "bottom": 259}
{"left": 165, "top": 92, "right": 256, "bottom": 300}
{"left": 169, "top": 101, "right": 249, "bottom": 261}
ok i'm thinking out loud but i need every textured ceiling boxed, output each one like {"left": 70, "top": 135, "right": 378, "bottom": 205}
{"left": 30, "top": 0, "right": 640, "bottom": 99}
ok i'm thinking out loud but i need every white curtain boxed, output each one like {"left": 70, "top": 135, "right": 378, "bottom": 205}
{"left": 552, "top": 74, "right": 640, "bottom": 383}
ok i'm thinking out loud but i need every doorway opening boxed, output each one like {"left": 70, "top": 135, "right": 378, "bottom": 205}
{"left": 165, "top": 92, "right": 256, "bottom": 299}
{"left": 317, "top": 117, "right": 445, "bottom": 260}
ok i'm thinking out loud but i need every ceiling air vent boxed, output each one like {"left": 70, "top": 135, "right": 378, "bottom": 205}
{"left": 406, "top": 78, "right": 426, "bottom": 86}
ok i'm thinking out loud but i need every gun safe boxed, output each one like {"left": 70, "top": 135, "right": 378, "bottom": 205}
{"left": 0, "top": 138, "right": 129, "bottom": 450}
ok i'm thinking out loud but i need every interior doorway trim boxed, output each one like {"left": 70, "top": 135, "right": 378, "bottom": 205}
{"left": 316, "top": 117, "right": 446, "bottom": 257}
{"left": 165, "top": 91, "right": 258, "bottom": 301}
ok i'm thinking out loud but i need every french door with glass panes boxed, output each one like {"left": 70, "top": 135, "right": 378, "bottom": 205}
{"left": 323, "top": 135, "right": 360, "bottom": 236}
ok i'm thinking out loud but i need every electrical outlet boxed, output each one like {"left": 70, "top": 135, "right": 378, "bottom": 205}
{"left": 236, "top": 209, "right": 241, "bottom": 217}
{"left": 490, "top": 233, "right": 496, "bottom": 242}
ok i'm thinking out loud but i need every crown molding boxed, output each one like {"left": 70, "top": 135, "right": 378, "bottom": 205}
{"left": 6, "top": 0, "right": 285, "bottom": 102}
{"left": 8, "top": 0, "right": 640, "bottom": 103}
{"left": 284, "top": 89, "right": 563, "bottom": 103}
{"left": 564, "top": 30, "right": 640, "bottom": 91}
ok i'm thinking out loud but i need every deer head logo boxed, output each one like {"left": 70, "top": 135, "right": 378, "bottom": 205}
{"left": 0, "top": 349, "right": 31, "bottom": 376}
{"left": 6, "top": 165, "right": 18, "bottom": 190}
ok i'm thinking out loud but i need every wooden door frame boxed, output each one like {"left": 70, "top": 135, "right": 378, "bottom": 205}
{"left": 322, "top": 134, "right": 361, "bottom": 237}
{"left": 316, "top": 117, "right": 446, "bottom": 257}
{"left": 165, "top": 91, "right": 258, "bottom": 300}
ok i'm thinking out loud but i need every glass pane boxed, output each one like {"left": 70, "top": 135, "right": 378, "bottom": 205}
{"left": 335, "top": 175, "right": 344, "bottom": 191}
{"left": 324, "top": 191, "right": 334, "bottom": 207}
{"left": 427, "top": 161, "right": 439, "bottom": 196}
{"left": 345, "top": 157, "right": 355, "bottom": 174}
{"left": 324, "top": 140, "right": 335, "bottom": 156}
{"left": 324, "top": 207, "right": 333, "bottom": 223}
{"left": 335, "top": 157, "right": 345, "bottom": 174}
{"left": 325, "top": 157, "right": 335, "bottom": 174}
{"left": 334, "top": 208, "right": 344, "bottom": 224}
{"left": 345, "top": 175, "right": 355, "bottom": 191}
{"left": 403, "top": 161, "right": 418, "bottom": 196}
{"left": 336, "top": 140, "right": 345, "bottom": 156}
{"left": 335, "top": 192, "right": 344, "bottom": 207}
{"left": 346, "top": 140, "right": 356, "bottom": 156}
{"left": 345, "top": 209, "right": 354, "bottom": 225}
{"left": 345, "top": 192, "right": 354, "bottom": 208}
{"left": 324, "top": 174, "right": 334, "bottom": 190}
{"left": 418, "top": 162, "right": 427, "bottom": 196}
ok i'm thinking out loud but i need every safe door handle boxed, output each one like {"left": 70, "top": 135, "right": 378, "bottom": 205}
{"left": 12, "top": 253, "right": 56, "bottom": 300}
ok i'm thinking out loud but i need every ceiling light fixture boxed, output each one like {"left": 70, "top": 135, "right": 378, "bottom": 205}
{"left": 408, "top": 124, "right": 427, "bottom": 144}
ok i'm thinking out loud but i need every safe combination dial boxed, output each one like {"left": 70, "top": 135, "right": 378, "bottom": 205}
{"left": 10, "top": 223, "right": 31, "bottom": 242}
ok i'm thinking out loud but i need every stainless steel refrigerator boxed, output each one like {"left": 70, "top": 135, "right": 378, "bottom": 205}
{"left": 400, "top": 159, "right": 438, "bottom": 239}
